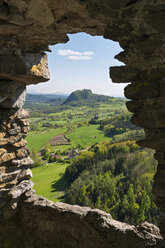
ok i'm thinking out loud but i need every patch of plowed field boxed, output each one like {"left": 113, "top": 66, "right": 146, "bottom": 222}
{"left": 49, "top": 133, "right": 68, "bottom": 145}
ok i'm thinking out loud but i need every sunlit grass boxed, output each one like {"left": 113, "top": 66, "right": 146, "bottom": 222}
{"left": 67, "top": 124, "right": 110, "bottom": 148}
{"left": 31, "top": 162, "right": 69, "bottom": 202}
{"left": 27, "top": 128, "right": 66, "bottom": 152}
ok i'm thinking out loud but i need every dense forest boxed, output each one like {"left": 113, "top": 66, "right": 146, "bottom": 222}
{"left": 25, "top": 93, "right": 68, "bottom": 116}
{"left": 64, "top": 141, "right": 160, "bottom": 225}
{"left": 99, "top": 112, "right": 145, "bottom": 142}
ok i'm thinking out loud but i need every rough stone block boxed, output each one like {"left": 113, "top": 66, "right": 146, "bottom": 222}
{"left": 11, "top": 157, "right": 34, "bottom": 168}
{"left": 124, "top": 81, "right": 160, "bottom": 100}
{"left": 110, "top": 66, "right": 146, "bottom": 83}
{"left": 0, "top": 86, "right": 27, "bottom": 109}
{"left": 137, "top": 138, "right": 165, "bottom": 152}
{"left": 0, "top": 152, "right": 15, "bottom": 164}
{"left": 8, "top": 180, "right": 34, "bottom": 199}
{"left": 0, "top": 53, "right": 50, "bottom": 84}
{"left": 8, "top": 126, "right": 21, "bottom": 135}
{"left": 25, "top": 0, "right": 54, "bottom": 27}
{"left": 0, "top": 148, "right": 6, "bottom": 156}
{"left": 13, "top": 139, "right": 27, "bottom": 148}
{"left": 16, "top": 147, "right": 30, "bottom": 159}
{"left": 18, "top": 169, "right": 32, "bottom": 181}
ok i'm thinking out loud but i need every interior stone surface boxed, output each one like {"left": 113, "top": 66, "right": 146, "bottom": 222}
{"left": 0, "top": 0, "right": 165, "bottom": 247}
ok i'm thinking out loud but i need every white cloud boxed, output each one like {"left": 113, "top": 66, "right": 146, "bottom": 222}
{"left": 58, "top": 49, "right": 94, "bottom": 60}
{"left": 58, "top": 50, "right": 81, "bottom": 56}
{"left": 67, "top": 56, "right": 92, "bottom": 60}
{"left": 83, "top": 51, "right": 93, "bottom": 56}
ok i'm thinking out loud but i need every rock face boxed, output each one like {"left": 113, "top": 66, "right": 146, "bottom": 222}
{"left": 0, "top": 192, "right": 164, "bottom": 248}
{"left": 0, "top": 0, "right": 165, "bottom": 247}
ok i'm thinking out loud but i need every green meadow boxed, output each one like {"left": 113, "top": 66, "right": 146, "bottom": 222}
{"left": 67, "top": 124, "right": 110, "bottom": 148}
{"left": 27, "top": 128, "right": 66, "bottom": 152}
{"left": 31, "top": 162, "right": 68, "bottom": 202}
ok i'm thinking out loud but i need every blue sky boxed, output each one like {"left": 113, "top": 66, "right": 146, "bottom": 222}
{"left": 27, "top": 33, "right": 126, "bottom": 97}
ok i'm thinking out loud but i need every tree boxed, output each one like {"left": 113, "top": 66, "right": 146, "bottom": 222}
{"left": 31, "top": 149, "right": 44, "bottom": 168}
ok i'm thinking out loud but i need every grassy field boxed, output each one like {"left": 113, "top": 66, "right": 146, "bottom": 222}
{"left": 31, "top": 162, "right": 69, "bottom": 202}
{"left": 27, "top": 128, "right": 66, "bottom": 152}
{"left": 29, "top": 125, "right": 110, "bottom": 203}
{"left": 67, "top": 124, "right": 110, "bottom": 148}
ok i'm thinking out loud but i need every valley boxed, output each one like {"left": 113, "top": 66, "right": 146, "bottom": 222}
{"left": 26, "top": 90, "right": 159, "bottom": 226}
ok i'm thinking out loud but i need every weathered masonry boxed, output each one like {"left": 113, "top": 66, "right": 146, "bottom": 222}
{"left": 0, "top": 0, "right": 165, "bottom": 247}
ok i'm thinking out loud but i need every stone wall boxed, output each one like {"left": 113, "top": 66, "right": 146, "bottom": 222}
{"left": 0, "top": 0, "right": 165, "bottom": 247}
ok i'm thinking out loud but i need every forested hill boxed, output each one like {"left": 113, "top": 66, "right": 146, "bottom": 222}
{"left": 25, "top": 94, "right": 68, "bottom": 111}
{"left": 26, "top": 93, "right": 67, "bottom": 102}
{"left": 62, "top": 89, "right": 113, "bottom": 105}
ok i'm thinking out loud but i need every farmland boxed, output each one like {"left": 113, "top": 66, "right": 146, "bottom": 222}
{"left": 26, "top": 93, "right": 127, "bottom": 202}
{"left": 67, "top": 124, "right": 110, "bottom": 148}
{"left": 26, "top": 98, "right": 127, "bottom": 153}
{"left": 26, "top": 128, "right": 66, "bottom": 152}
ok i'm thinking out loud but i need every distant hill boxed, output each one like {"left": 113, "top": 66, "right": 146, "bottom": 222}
{"left": 62, "top": 89, "right": 113, "bottom": 106}
{"left": 24, "top": 94, "right": 68, "bottom": 112}
{"left": 26, "top": 94, "right": 67, "bottom": 102}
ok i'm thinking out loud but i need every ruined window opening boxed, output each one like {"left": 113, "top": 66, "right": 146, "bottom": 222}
{"left": 26, "top": 33, "right": 160, "bottom": 227}
{"left": 27, "top": 33, "right": 125, "bottom": 97}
